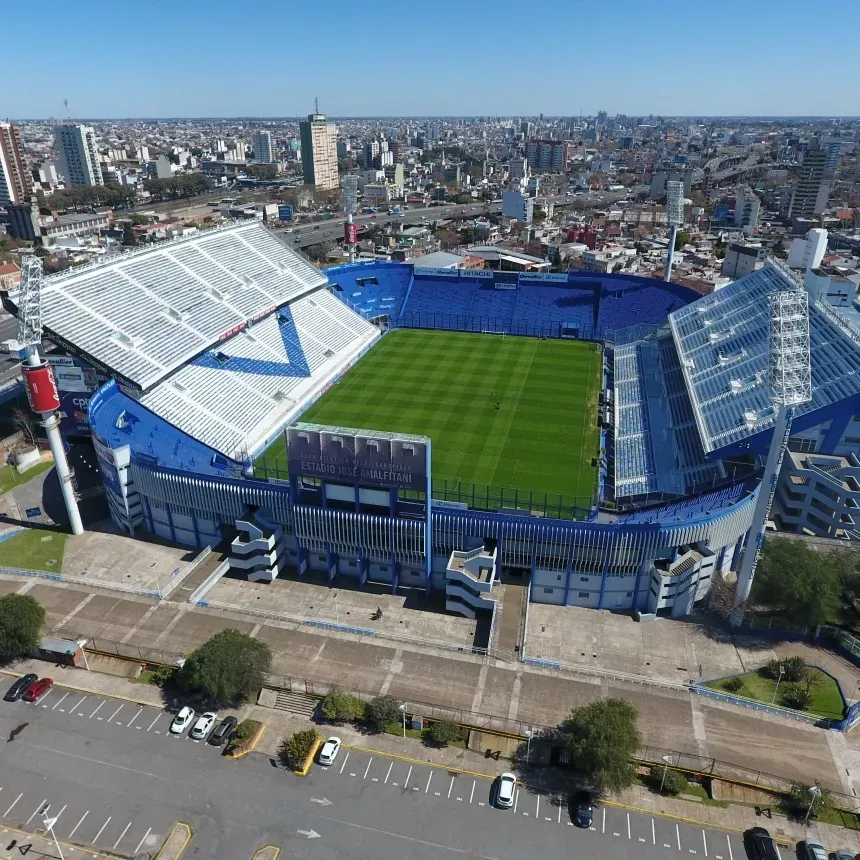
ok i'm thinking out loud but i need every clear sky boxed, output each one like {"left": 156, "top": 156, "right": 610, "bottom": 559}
{"left": 4, "top": 0, "right": 859, "bottom": 119}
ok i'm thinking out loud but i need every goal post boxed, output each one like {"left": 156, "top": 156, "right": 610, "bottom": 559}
{"left": 481, "top": 330, "right": 506, "bottom": 338}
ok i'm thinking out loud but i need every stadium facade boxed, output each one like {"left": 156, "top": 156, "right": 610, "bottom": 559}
{"left": 6, "top": 221, "right": 860, "bottom": 623}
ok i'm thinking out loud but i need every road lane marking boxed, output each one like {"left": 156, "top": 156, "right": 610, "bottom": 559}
{"left": 339, "top": 752, "right": 349, "bottom": 774}
{"left": 434, "top": 792, "right": 440, "bottom": 796}
{"left": 93, "top": 815, "right": 111, "bottom": 844}
{"left": 113, "top": 822, "right": 131, "bottom": 849}
{"left": 68, "top": 811, "right": 88, "bottom": 840}
{"left": 652, "top": 818, "right": 656, "bottom": 844}
{"left": 52, "top": 692, "right": 69, "bottom": 711}
{"left": 640, "top": 837, "right": 646, "bottom": 842}
{"left": 70, "top": 696, "right": 86, "bottom": 714}
{"left": 134, "top": 827, "right": 152, "bottom": 855}
{"left": 385, "top": 763, "right": 393, "bottom": 784}
{"left": 127, "top": 708, "right": 143, "bottom": 728}
{"left": 425, "top": 772, "right": 433, "bottom": 794}
{"left": 703, "top": 830, "right": 708, "bottom": 857}
{"left": 478, "top": 801, "right": 485, "bottom": 806}
{"left": 89, "top": 701, "right": 104, "bottom": 719}
{"left": 146, "top": 714, "right": 160, "bottom": 732}
{"left": 447, "top": 777, "right": 454, "bottom": 799}
{"left": 558, "top": 799, "right": 561, "bottom": 823}
{"left": 536, "top": 796, "right": 540, "bottom": 818}
{"left": 52, "top": 804, "right": 67, "bottom": 828}
{"left": 404, "top": 766, "right": 412, "bottom": 790}
{"left": 25, "top": 799, "right": 47, "bottom": 826}
{"left": 602, "top": 807, "right": 606, "bottom": 834}
{"left": 470, "top": 781, "right": 476, "bottom": 804}
{"left": 38, "top": 692, "right": 53, "bottom": 707}
{"left": 363, "top": 758, "right": 373, "bottom": 779}
{"left": 513, "top": 789, "right": 519, "bottom": 814}
{"left": 107, "top": 704, "right": 123, "bottom": 722}
{"left": 627, "top": 812, "right": 631, "bottom": 839}
{"left": 372, "top": 778, "right": 378, "bottom": 782}
{"left": 4, "top": 793, "right": 22, "bottom": 817}
{"left": 727, "top": 835, "right": 734, "bottom": 860}
{"left": 677, "top": 823, "right": 682, "bottom": 851}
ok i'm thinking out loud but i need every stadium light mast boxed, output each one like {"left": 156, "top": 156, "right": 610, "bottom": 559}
{"left": 341, "top": 175, "right": 359, "bottom": 264}
{"left": 8, "top": 256, "right": 83, "bottom": 535}
{"left": 732, "top": 279, "right": 811, "bottom": 625}
{"left": 664, "top": 180, "right": 684, "bottom": 282}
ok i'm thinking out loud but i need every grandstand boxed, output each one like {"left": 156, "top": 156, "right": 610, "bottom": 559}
{"left": 12, "top": 226, "right": 860, "bottom": 623}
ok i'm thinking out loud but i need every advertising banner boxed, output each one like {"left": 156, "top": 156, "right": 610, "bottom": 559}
{"left": 22, "top": 363, "right": 60, "bottom": 413}
{"left": 278, "top": 204, "right": 293, "bottom": 222}
{"left": 48, "top": 356, "right": 101, "bottom": 436}
{"left": 413, "top": 267, "right": 460, "bottom": 278}
{"left": 344, "top": 223, "right": 358, "bottom": 244}
{"left": 519, "top": 272, "right": 569, "bottom": 283}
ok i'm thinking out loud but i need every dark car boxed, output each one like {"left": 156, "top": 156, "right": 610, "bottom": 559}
{"left": 23, "top": 678, "right": 53, "bottom": 703}
{"left": 208, "top": 715, "right": 238, "bottom": 746}
{"left": 745, "top": 827, "right": 782, "bottom": 860}
{"left": 4, "top": 673, "right": 38, "bottom": 702}
{"left": 574, "top": 791, "right": 593, "bottom": 828}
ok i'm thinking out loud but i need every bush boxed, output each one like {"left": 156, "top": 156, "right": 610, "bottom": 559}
{"left": 225, "top": 719, "right": 262, "bottom": 754}
{"left": 762, "top": 656, "right": 807, "bottom": 683}
{"left": 149, "top": 664, "right": 177, "bottom": 688}
{"left": 365, "top": 695, "right": 401, "bottom": 732}
{"left": 780, "top": 682, "right": 812, "bottom": 710}
{"left": 647, "top": 764, "right": 686, "bottom": 796}
{"left": 722, "top": 676, "right": 744, "bottom": 693}
{"left": 781, "top": 782, "right": 832, "bottom": 821}
{"left": 423, "top": 719, "right": 461, "bottom": 748}
{"left": 0, "top": 594, "right": 45, "bottom": 664}
{"left": 320, "top": 690, "right": 364, "bottom": 724}
{"left": 279, "top": 728, "right": 320, "bottom": 769}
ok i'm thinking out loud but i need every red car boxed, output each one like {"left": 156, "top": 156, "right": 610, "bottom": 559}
{"left": 23, "top": 678, "right": 52, "bottom": 703}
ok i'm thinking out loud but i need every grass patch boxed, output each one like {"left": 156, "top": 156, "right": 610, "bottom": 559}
{"left": 0, "top": 460, "right": 53, "bottom": 495}
{"left": 704, "top": 668, "right": 845, "bottom": 721}
{"left": 382, "top": 721, "right": 424, "bottom": 741}
{"left": 818, "top": 807, "right": 860, "bottom": 830}
{"left": 0, "top": 528, "right": 67, "bottom": 571}
{"left": 258, "top": 329, "right": 602, "bottom": 512}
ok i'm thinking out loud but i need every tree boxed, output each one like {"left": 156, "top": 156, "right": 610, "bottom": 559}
{"left": 674, "top": 231, "right": 691, "bottom": 251}
{"left": 12, "top": 407, "right": 39, "bottom": 446}
{"left": 762, "top": 656, "right": 806, "bottom": 683}
{"left": 178, "top": 628, "right": 271, "bottom": 703}
{"left": 121, "top": 222, "right": 137, "bottom": 247}
{"left": 559, "top": 699, "right": 641, "bottom": 793}
{"left": 456, "top": 194, "right": 473, "bottom": 205}
{"left": 278, "top": 728, "right": 320, "bottom": 769}
{"left": 782, "top": 782, "right": 832, "bottom": 821}
{"left": 320, "top": 690, "right": 364, "bottom": 724}
{"left": 751, "top": 538, "right": 840, "bottom": 627}
{"left": 246, "top": 164, "right": 278, "bottom": 181}
{"left": 647, "top": 764, "right": 686, "bottom": 795}
{"left": 424, "top": 719, "right": 460, "bottom": 747}
{"left": 365, "top": 695, "right": 401, "bottom": 732}
{"left": 0, "top": 594, "right": 45, "bottom": 664}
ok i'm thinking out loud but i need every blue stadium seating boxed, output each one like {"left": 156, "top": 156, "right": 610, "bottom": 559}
{"left": 327, "top": 263, "right": 412, "bottom": 319}
{"left": 615, "top": 480, "right": 753, "bottom": 524}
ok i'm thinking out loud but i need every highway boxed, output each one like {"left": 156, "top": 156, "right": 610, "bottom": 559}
{"left": 0, "top": 678, "right": 767, "bottom": 860}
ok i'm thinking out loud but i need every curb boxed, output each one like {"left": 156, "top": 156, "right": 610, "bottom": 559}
{"left": 228, "top": 723, "right": 266, "bottom": 760}
{"left": 251, "top": 846, "right": 281, "bottom": 860}
{"left": 154, "top": 821, "right": 193, "bottom": 860}
{"left": 295, "top": 738, "right": 323, "bottom": 776}
{"left": 342, "top": 742, "right": 497, "bottom": 781}
{"left": 0, "top": 822, "right": 119, "bottom": 858}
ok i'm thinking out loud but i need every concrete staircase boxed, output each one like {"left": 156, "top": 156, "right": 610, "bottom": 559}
{"left": 273, "top": 690, "right": 318, "bottom": 717}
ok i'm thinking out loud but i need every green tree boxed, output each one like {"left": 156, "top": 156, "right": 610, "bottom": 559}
{"left": 559, "top": 699, "right": 641, "bottom": 793}
{"left": 178, "top": 628, "right": 271, "bottom": 703}
{"left": 780, "top": 682, "right": 812, "bottom": 710}
{"left": 674, "top": 231, "right": 691, "bottom": 251}
{"left": 365, "top": 695, "right": 401, "bottom": 732}
{"left": 751, "top": 539, "right": 840, "bottom": 627}
{"left": 0, "top": 594, "right": 45, "bottom": 664}
{"left": 424, "top": 719, "right": 460, "bottom": 747}
{"left": 320, "top": 690, "right": 364, "bottom": 724}
{"left": 456, "top": 194, "right": 473, "bottom": 205}
{"left": 246, "top": 164, "right": 278, "bottom": 181}
{"left": 782, "top": 782, "right": 832, "bottom": 821}
{"left": 762, "top": 656, "right": 806, "bottom": 682}
{"left": 278, "top": 728, "right": 320, "bottom": 769}
{"left": 722, "top": 676, "right": 744, "bottom": 693}
{"left": 121, "top": 222, "right": 137, "bottom": 246}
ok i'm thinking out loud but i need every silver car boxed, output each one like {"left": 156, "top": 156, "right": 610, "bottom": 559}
{"left": 802, "top": 840, "right": 827, "bottom": 860}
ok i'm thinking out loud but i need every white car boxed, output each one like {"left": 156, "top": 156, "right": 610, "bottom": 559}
{"left": 190, "top": 711, "right": 217, "bottom": 740}
{"left": 496, "top": 772, "right": 516, "bottom": 808}
{"left": 284, "top": 228, "right": 293, "bottom": 233}
{"left": 318, "top": 736, "right": 341, "bottom": 766}
{"left": 170, "top": 706, "right": 195, "bottom": 734}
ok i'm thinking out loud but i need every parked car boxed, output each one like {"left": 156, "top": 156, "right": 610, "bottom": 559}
{"left": 209, "top": 715, "right": 238, "bottom": 746}
{"left": 802, "top": 840, "right": 827, "bottom": 860}
{"left": 284, "top": 228, "right": 293, "bottom": 233}
{"left": 4, "top": 673, "right": 38, "bottom": 702}
{"left": 318, "top": 737, "right": 341, "bottom": 766}
{"left": 574, "top": 791, "right": 593, "bottom": 827}
{"left": 190, "top": 712, "right": 217, "bottom": 740}
{"left": 745, "top": 827, "right": 781, "bottom": 860}
{"left": 170, "top": 706, "right": 196, "bottom": 734}
{"left": 831, "top": 850, "right": 853, "bottom": 860}
{"left": 23, "top": 678, "right": 53, "bottom": 703}
{"left": 495, "top": 772, "right": 516, "bottom": 809}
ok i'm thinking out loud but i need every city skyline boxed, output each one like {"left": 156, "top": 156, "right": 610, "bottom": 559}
{"left": 3, "top": 0, "right": 859, "bottom": 119}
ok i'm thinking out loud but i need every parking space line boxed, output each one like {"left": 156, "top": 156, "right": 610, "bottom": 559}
{"left": 25, "top": 799, "right": 47, "bottom": 826}
{"left": 68, "top": 811, "right": 88, "bottom": 840}
{"left": 52, "top": 804, "right": 67, "bottom": 828}
{"left": 363, "top": 758, "right": 373, "bottom": 780}
{"left": 127, "top": 708, "right": 143, "bottom": 728}
{"left": 146, "top": 713, "right": 161, "bottom": 732}
{"left": 676, "top": 823, "right": 682, "bottom": 851}
{"left": 470, "top": 781, "right": 476, "bottom": 804}
{"left": 107, "top": 704, "right": 123, "bottom": 722}
{"left": 536, "top": 796, "right": 540, "bottom": 818}
{"left": 93, "top": 815, "right": 111, "bottom": 843}
{"left": 602, "top": 807, "right": 606, "bottom": 834}
{"left": 627, "top": 812, "right": 631, "bottom": 839}
{"left": 557, "top": 798, "right": 561, "bottom": 823}
{"left": 513, "top": 789, "right": 519, "bottom": 814}
{"left": 385, "top": 763, "right": 393, "bottom": 785}
{"left": 113, "top": 822, "right": 131, "bottom": 849}
{"left": 703, "top": 831, "right": 708, "bottom": 857}
{"left": 652, "top": 818, "right": 656, "bottom": 844}
{"left": 425, "top": 772, "right": 433, "bottom": 794}
{"left": 404, "top": 766, "right": 412, "bottom": 790}
{"left": 37, "top": 692, "right": 53, "bottom": 707}
{"left": 89, "top": 701, "right": 105, "bottom": 719}
{"left": 52, "top": 692, "right": 69, "bottom": 711}
{"left": 4, "top": 792, "right": 22, "bottom": 817}
{"left": 447, "top": 777, "right": 454, "bottom": 799}
{"left": 727, "top": 834, "right": 733, "bottom": 860}
{"left": 70, "top": 695, "right": 87, "bottom": 714}
{"left": 135, "top": 827, "right": 152, "bottom": 855}
{"left": 339, "top": 752, "right": 350, "bottom": 774}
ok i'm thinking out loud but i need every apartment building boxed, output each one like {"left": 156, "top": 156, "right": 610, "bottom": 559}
{"left": 55, "top": 125, "right": 104, "bottom": 187}
{"left": 0, "top": 122, "right": 33, "bottom": 205}
{"left": 299, "top": 113, "right": 338, "bottom": 190}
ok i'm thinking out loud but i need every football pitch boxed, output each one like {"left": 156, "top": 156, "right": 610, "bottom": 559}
{"left": 258, "top": 329, "right": 602, "bottom": 509}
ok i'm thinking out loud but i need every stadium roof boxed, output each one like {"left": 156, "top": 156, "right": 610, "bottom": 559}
{"left": 34, "top": 222, "right": 326, "bottom": 391}
{"left": 669, "top": 263, "right": 860, "bottom": 454}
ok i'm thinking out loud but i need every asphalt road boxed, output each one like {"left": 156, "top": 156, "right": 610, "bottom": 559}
{"left": 0, "top": 678, "right": 766, "bottom": 860}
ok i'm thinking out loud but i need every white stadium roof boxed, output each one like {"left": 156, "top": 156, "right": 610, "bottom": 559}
{"left": 35, "top": 221, "right": 326, "bottom": 391}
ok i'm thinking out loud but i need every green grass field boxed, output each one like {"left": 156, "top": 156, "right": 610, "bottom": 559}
{"left": 258, "top": 329, "right": 602, "bottom": 510}
{"left": 0, "top": 528, "right": 67, "bottom": 572}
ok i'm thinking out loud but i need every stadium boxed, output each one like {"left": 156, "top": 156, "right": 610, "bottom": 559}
{"left": 7, "top": 220, "right": 860, "bottom": 624}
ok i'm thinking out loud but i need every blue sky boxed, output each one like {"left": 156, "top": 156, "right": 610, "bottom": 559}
{"left": 3, "top": 0, "right": 858, "bottom": 119}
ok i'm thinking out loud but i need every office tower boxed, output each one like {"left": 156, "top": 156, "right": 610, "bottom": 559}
{"left": 788, "top": 140, "right": 828, "bottom": 220}
{"left": 0, "top": 122, "right": 32, "bottom": 205}
{"left": 252, "top": 131, "right": 276, "bottom": 164}
{"left": 299, "top": 113, "right": 338, "bottom": 190}
{"left": 55, "top": 124, "right": 104, "bottom": 187}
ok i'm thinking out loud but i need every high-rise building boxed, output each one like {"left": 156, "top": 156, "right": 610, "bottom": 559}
{"left": 734, "top": 188, "right": 760, "bottom": 235}
{"left": 787, "top": 228, "right": 828, "bottom": 270}
{"left": 299, "top": 113, "right": 338, "bottom": 190}
{"left": 55, "top": 124, "right": 104, "bottom": 187}
{"left": 252, "top": 131, "right": 276, "bottom": 164}
{"left": 788, "top": 141, "right": 828, "bottom": 220}
{"left": 525, "top": 139, "right": 568, "bottom": 171}
{"left": 0, "top": 122, "right": 32, "bottom": 205}
{"left": 823, "top": 138, "right": 841, "bottom": 171}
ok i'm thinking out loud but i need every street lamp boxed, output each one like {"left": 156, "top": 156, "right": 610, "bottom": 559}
{"left": 805, "top": 784, "right": 822, "bottom": 826}
{"left": 524, "top": 728, "right": 533, "bottom": 764}
{"left": 38, "top": 802, "right": 65, "bottom": 860}
{"left": 659, "top": 754, "right": 674, "bottom": 793}
{"left": 398, "top": 702, "right": 407, "bottom": 738}
{"left": 770, "top": 664, "right": 785, "bottom": 706}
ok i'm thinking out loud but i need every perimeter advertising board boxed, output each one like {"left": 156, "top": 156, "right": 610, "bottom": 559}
{"left": 287, "top": 423, "right": 428, "bottom": 491}
{"left": 48, "top": 356, "right": 102, "bottom": 436}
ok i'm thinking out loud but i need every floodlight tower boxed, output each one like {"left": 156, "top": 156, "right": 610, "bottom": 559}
{"left": 9, "top": 255, "right": 84, "bottom": 535}
{"left": 731, "top": 281, "right": 811, "bottom": 624}
{"left": 664, "top": 180, "right": 684, "bottom": 282}
{"left": 341, "top": 175, "right": 359, "bottom": 264}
